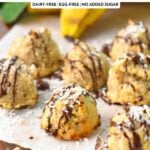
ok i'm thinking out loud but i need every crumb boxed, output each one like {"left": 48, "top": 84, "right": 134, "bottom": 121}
{"left": 29, "top": 136, "right": 34, "bottom": 140}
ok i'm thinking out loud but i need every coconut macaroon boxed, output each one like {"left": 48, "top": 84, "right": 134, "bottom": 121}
{"left": 61, "top": 40, "right": 110, "bottom": 92}
{"left": 103, "top": 52, "right": 150, "bottom": 105}
{"left": 108, "top": 105, "right": 150, "bottom": 150}
{"left": 41, "top": 84, "right": 100, "bottom": 140}
{"left": 8, "top": 28, "right": 61, "bottom": 78}
{"left": 0, "top": 57, "right": 38, "bottom": 109}
{"left": 110, "top": 21, "right": 150, "bottom": 60}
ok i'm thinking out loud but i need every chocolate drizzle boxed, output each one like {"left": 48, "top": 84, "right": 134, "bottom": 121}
{"left": 109, "top": 105, "right": 150, "bottom": 150}
{"left": 145, "top": 27, "right": 150, "bottom": 50}
{"left": 127, "top": 53, "right": 149, "bottom": 79}
{"left": 101, "top": 42, "right": 112, "bottom": 57}
{"left": 65, "top": 40, "right": 102, "bottom": 91}
{"left": 43, "top": 84, "right": 95, "bottom": 136}
{"left": 98, "top": 88, "right": 115, "bottom": 105}
{"left": 68, "top": 59, "right": 96, "bottom": 90}
{"left": 67, "top": 59, "right": 84, "bottom": 80}
{"left": 132, "top": 131, "right": 142, "bottom": 150}
{"left": 131, "top": 53, "right": 143, "bottom": 65}
{"left": 29, "top": 29, "right": 51, "bottom": 62}
{"left": 122, "top": 128, "right": 133, "bottom": 150}
{"left": 119, "top": 53, "right": 149, "bottom": 103}
{"left": 116, "top": 35, "right": 144, "bottom": 52}
{"left": 30, "top": 36, "right": 38, "bottom": 67}
{"left": 12, "top": 65, "right": 21, "bottom": 101}
{"left": 110, "top": 120, "right": 142, "bottom": 150}
{"left": 38, "top": 32, "right": 49, "bottom": 59}
{"left": 0, "top": 56, "right": 20, "bottom": 102}
{"left": 100, "top": 52, "right": 150, "bottom": 106}
{"left": 36, "top": 79, "right": 49, "bottom": 91}
{"left": 125, "top": 82, "right": 136, "bottom": 92}
{"left": 29, "top": 30, "right": 41, "bottom": 67}
{"left": 115, "top": 21, "right": 149, "bottom": 53}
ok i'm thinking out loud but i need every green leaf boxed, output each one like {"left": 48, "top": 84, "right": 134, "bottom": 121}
{"left": 0, "top": 3, "right": 3, "bottom": 7}
{"left": 0, "top": 3, "right": 3, "bottom": 16}
{"left": 0, "top": 9, "right": 2, "bottom": 16}
{"left": 2, "top": 3, "right": 27, "bottom": 24}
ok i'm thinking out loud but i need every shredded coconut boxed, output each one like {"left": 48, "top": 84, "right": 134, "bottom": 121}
{"left": 128, "top": 105, "right": 150, "bottom": 125}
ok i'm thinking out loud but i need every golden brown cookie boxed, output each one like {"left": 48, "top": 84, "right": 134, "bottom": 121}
{"left": 8, "top": 28, "right": 61, "bottom": 78}
{"left": 103, "top": 52, "right": 150, "bottom": 105}
{"left": 0, "top": 57, "right": 38, "bottom": 109}
{"left": 62, "top": 40, "right": 110, "bottom": 92}
{"left": 41, "top": 84, "right": 100, "bottom": 140}
{"left": 110, "top": 21, "right": 150, "bottom": 60}
{"left": 108, "top": 105, "right": 150, "bottom": 150}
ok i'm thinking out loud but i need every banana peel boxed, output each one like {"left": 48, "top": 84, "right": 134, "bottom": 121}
{"left": 60, "top": 9, "right": 106, "bottom": 39}
{"left": 27, "top": 6, "right": 106, "bottom": 39}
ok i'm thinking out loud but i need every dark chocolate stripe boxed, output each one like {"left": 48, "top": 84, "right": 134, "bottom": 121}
{"left": 83, "top": 43, "right": 97, "bottom": 88}
{"left": 45, "top": 85, "right": 87, "bottom": 136}
{"left": 145, "top": 27, "right": 150, "bottom": 49}
{"left": 29, "top": 31, "right": 38, "bottom": 62}
{"left": 52, "top": 105, "right": 73, "bottom": 136}
{"left": 125, "top": 82, "right": 136, "bottom": 92}
{"left": 116, "top": 36, "right": 144, "bottom": 52}
{"left": 0, "top": 57, "right": 18, "bottom": 101}
{"left": 122, "top": 128, "right": 133, "bottom": 150}
{"left": 71, "top": 60, "right": 95, "bottom": 90}
{"left": 43, "top": 85, "right": 92, "bottom": 136}
{"left": 111, "top": 121, "right": 133, "bottom": 150}
{"left": 31, "top": 38, "right": 37, "bottom": 66}
{"left": 76, "top": 42, "right": 97, "bottom": 90}
{"left": 38, "top": 33, "right": 49, "bottom": 59}
{"left": 11, "top": 65, "right": 21, "bottom": 102}
{"left": 75, "top": 41, "right": 102, "bottom": 91}
{"left": 68, "top": 59, "right": 84, "bottom": 79}
{"left": 133, "top": 131, "right": 142, "bottom": 150}
{"left": 124, "top": 58, "right": 129, "bottom": 72}
{"left": 124, "top": 54, "right": 148, "bottom": 78}
{"left": 137, "top": 37, "right": 143, "bottom": 53}
{"left": 110, "top": 120, "right": 133, "bottom": 150}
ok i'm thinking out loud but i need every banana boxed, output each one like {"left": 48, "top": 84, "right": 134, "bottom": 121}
{"left": 60, "top": 9, "right": 106, "bottom": 39}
